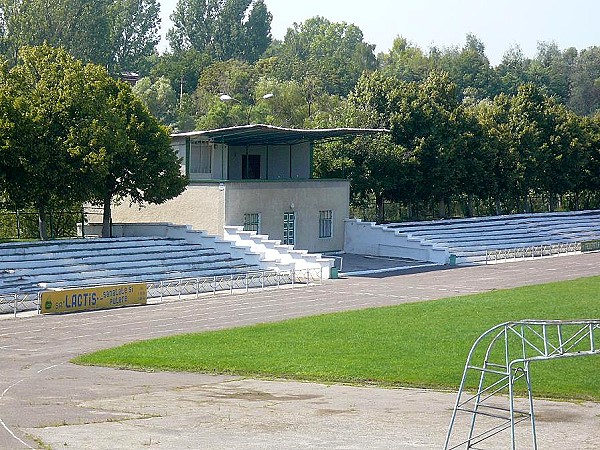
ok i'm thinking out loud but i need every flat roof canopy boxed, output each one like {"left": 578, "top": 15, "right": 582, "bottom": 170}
{"left": 172, "top": 124, "right": 389, "bottom": 146}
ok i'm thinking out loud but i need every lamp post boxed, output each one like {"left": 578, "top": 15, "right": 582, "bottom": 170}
{"left": 219, "top": 93, "right": 274, "bottom": 125}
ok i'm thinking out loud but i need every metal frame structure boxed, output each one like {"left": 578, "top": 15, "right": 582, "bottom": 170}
{"left": 485, "top": 242, "right": 581, "bottom": 264}
{"left": 0, "top": 268, "right": 324, "bottom": 316}
{"left": 444, "top": 319, "right": 600, "bottom": 449}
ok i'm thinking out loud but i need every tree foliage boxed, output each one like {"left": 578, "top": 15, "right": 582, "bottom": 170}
{"left": 0, "top": 45, "right": 105, "bottom": 238}
{"left": 0, "top": 45, "right": 187, "bottom": 239}
{"left": 168, "top": 0, "right": 272, "bottom": 62}
{"left": 269, "top": 16, "right": 377, "bottom": 97}
{"left": 133, "top": 76, "right": 178, "bottom": 127}
{"left": 0, "top": 3, "right": 599, "bottom": 226}
{"left": 0, "top": 0, "right": 161, "bottom": 73}
{"left": 89, "top": 84, "right": 188, "bottom": 237}
{"left": 109, "top": 0, "right": 162, "bottom": 73}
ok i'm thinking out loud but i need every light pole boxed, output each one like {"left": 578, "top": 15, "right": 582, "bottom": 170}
{"left": 219, "top": 93, "right": 274, "bottom": 125}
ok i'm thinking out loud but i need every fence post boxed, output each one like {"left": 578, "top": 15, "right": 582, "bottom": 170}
{"left": 245, "top": 273, "right": 249, "bottom": 293}
{"left": 81, "top": 207, "right": 86, "bottom": 238}
{"left": 16, "top": 209, "right": 21, "bottom": 240}
{"left": 160, "top": 281, "right": 164, "bottom": 302}
{"left": 213, "top": 276, "right": 217, "bottom": 295}
{"left": 14, "top": 293, "right": 17, "bottom": 318}
{"left": 230, "top": 274, "right": 233, "bottom": 295}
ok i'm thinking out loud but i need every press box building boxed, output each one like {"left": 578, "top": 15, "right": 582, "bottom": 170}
{"left": 110, "top": 124, "right": 384, "bottom": 253}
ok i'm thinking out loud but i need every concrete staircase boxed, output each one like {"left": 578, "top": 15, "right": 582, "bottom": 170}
{"left": 223, "top": 226, "right": 334, "bottom": 279}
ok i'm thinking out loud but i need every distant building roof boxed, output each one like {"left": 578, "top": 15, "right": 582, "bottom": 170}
{"left": 120, "top": 72, "right": 140, "bottom": 86}
{"left": 171, "top": 124, "right": 389, "bottom": 146}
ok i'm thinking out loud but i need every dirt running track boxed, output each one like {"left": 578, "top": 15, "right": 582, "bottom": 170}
{"left": 1, "top": 253, "right": 599, "bottom": 449}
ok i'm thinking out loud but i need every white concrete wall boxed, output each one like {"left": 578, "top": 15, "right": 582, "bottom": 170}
{"left": 110, "top": 180, "right": 349, "bottom": 253}
{"left": 344, "top": 219, "right": 449, "bottom": 264}
{"left": 111, "top": 184, "right": 226, "bottom": 237}
{"left": 225, "top": 180, "right": 349, "bottom": 253}
{"left": 171, "top": 137, "right": 187, "bottom": 176}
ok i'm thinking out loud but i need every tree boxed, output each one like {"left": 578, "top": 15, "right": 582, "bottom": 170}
{"left": 243, "top": 0, "right": 272, "bottom": 62}
{"left": 167, "top": 0, "right": 219, "bottom": 54}
{"left": 314, "top": 71, "right": 412, "bottom": 222}
{"left": 0, "top": 45, "right": 187, "bottom": 239}
{"left": 0, "top": 0, "right": 112, "bottom": 65}
{"left": 495, "top": 44, "right": 531, "bottom": 96}
{"left": 476, "top": 84, "right": 588, "bottom": 213}
{"left": 526, "top": 41, "right": 576, "bottom": 104}
{"left": 191, "top": 59, "right": 257, "bottom": 128}
{"left": 132, "top": 76, "right": 178, "bottom": 127}
{"left": 0, "top": 45, "right": 107, "bottom": 238}
{"left": 0, "top": 0, "right": 161, "bottom": 74}
{"left": 167, "top": 0, "right": 272, "bottom": 62}
{"left": 432, "top": 34, "right": 498, "bottom": 101}
{"left": 270, "top": 16, "right": 377, "bottom": 97}
{"left": 569, "top": 46, "right": 600, "bottom": 116}
{"left": 108, "top": 0, "right": 162, "bottom": 74}
{"left": 469, "top": 95, "right": 522, "bottom": 214}
{"left": 88, "top": 85, "right": 188, "bottom": 237}
{"left": 252, "top": 77, "right": 309, "bottom": 127}
{"left": 378, "top": 36, "right": 431, "bottom": 82}
{"left": 583, "top": 115, "right": 600, "bottom": 204}
{"left": 389, "top": 71, "right": 487, "bottom": 217}
{"left": 150, "top": 48, "right": 213, "bottom": 96}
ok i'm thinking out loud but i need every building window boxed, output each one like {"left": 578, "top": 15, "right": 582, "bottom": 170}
{"left": 319, "top": 210, "right": 333, "bottom": 238}
{"left": 190, "top": 140, "right": 212, "bottom": 174}
{"left": 243, "top": 213, "right": 260, "bottom": 233}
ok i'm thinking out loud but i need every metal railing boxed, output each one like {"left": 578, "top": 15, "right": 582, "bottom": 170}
{"left": 0, "top": 268, "right": 324, "bottom": 316}
{"left": 0, "top": 292, "right": 39, "bottom": 317}
{"left": 147, "top": 268, "right": 323, "bottom": 301}
{"left": 485, "top": 242, "right": 581, "bottom": 264}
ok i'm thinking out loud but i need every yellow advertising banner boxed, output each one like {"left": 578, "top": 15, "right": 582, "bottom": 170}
{"left": 40, "top": 283, "right": 147, "bottom": 314}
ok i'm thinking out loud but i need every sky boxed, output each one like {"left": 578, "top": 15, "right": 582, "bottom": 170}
{"left": 158, "top": 0, "right": 600, "bottom": 66}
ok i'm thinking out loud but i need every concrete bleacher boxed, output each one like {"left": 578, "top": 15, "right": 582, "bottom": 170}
{"left": 0, "top": 236, "right": 261, "bottom": 296}
{"left": 344, "top": 210, "right": 600, "bottom": 265}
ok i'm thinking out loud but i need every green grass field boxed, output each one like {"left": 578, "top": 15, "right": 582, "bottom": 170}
{"left": 74, "top": 276, "right": 600, "bottom": 401}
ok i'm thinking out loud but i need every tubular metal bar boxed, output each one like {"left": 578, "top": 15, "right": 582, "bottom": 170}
{"left": 486, "top": 242, "right": 581, "bottom": 264}
{"left": 1, "top": 268, "right": 326, "bottom": 315}
{"left": 444, "top": 319, "right": 600, "bottom": 450}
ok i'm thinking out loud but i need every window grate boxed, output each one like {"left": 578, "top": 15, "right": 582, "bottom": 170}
{"left": 243, "top": 213, "right": 260, "bottom": 233}
{"left": 319, "top": 210, "right": 332, "bottom": 238}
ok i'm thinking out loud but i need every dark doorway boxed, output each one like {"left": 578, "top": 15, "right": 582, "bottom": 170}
{"left": 242, "top": 154, "right": 261, "bottom": 179}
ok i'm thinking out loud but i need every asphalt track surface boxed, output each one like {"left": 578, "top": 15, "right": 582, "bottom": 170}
{"left": 1, "top": 252, "right": 599, "bottom": 449}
